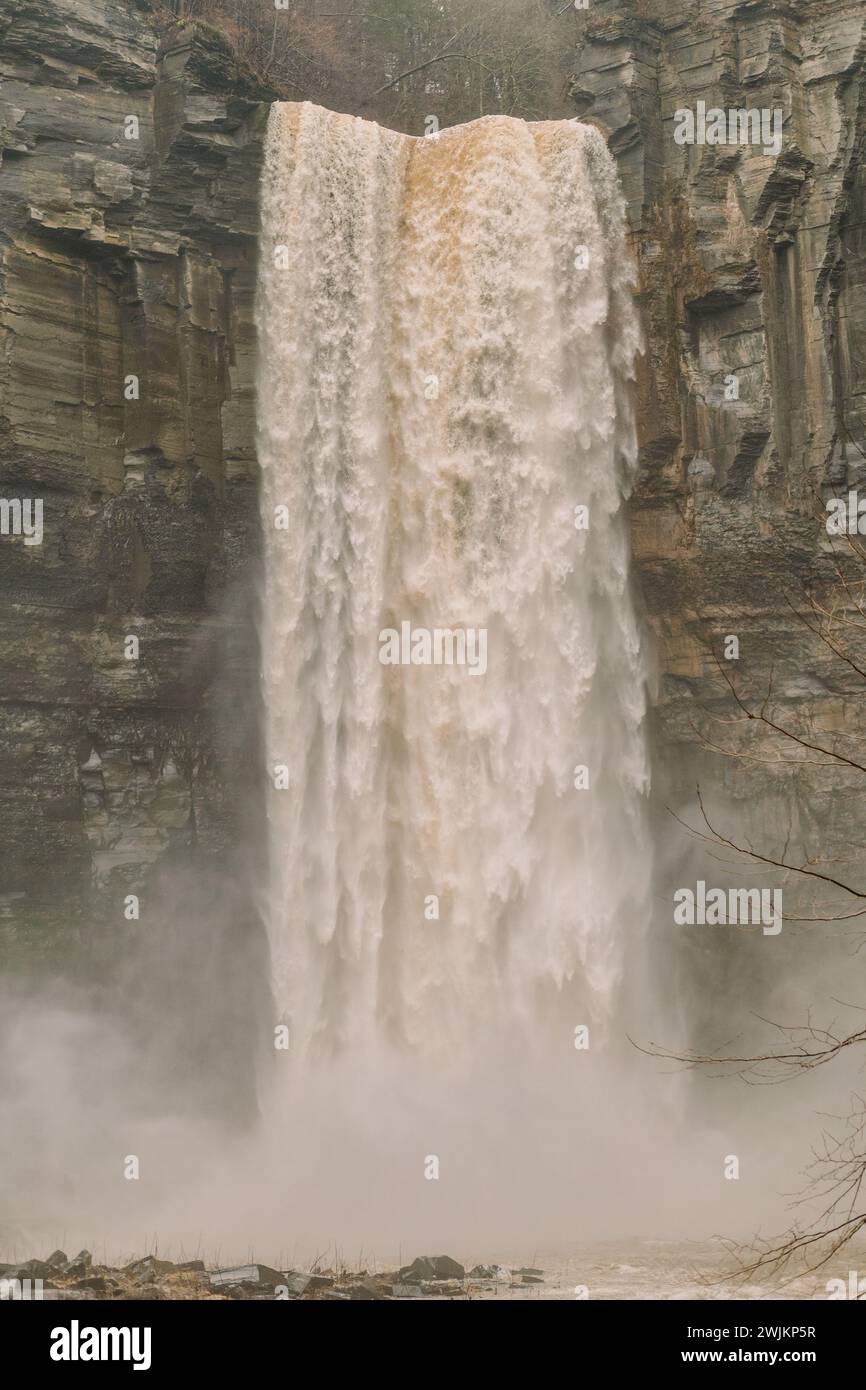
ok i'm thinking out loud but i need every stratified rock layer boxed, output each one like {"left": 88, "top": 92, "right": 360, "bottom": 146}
{"left": 0, "top": 0, "right": 272, "bottom": 971}
{"left": 574, "top": 0, "right": 866, "bottom": 744}
{"left": 573, "top": 0, "right": 866, "bottom": 1024}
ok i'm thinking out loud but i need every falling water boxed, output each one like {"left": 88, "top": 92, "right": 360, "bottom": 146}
{"left": 256, "top": 102, "right": 649, "bottom": 1062}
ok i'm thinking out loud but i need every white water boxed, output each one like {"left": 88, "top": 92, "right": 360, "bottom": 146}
{"left": 256, "top": 102, "right": 649, "bottom": 1062}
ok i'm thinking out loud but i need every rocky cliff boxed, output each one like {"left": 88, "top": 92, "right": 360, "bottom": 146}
{"left": 0, "top": 0, "right": 274, "bottom": 1104}
{"left": 574, "top": 0, "right": 866, "bottom": 746}
{"left": 2, "top": 0, "right": 865, "bottom": 1035}
{"left": 573, "top": 0, "right": 866, "bottom": 1019}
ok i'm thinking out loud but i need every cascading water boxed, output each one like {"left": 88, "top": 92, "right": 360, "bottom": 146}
{"left": 256, "top": 102, "right": 649, "bottom": 1064}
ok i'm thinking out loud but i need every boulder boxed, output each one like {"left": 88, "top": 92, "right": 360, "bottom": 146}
{"left": 10, "top": 1259, "right": 55, "bottom": 1281}
{"left": 74, "top": 1275, "right": 111, "bottom": 1293}
{"left": 398, "top": 1255, "right": 464, "bottom": 1283}
{"left": 282, "top": 1271, "right": 334, "bottom": 1295}
{"left": 346, "top": 1280, "right": 386, "bottom": 1301}
{"left": 208, "top": 1264, "right": 281, "bottom": 1290}
{"left": 126, "top": 1255, "right": 176, "bottom": 1283}
{"left": 468, "top": 1264, "right": 512, "bottom": 1283}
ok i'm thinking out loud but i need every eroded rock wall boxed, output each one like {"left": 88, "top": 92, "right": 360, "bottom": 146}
{"left": 573, "top": 0, "right": 866, "bottom": 1022}
{"left": 575, "top": 0, "right": 864, "bottom": 688}
{"left": 0, "top": 0, "right": 271, "bottom": 1031}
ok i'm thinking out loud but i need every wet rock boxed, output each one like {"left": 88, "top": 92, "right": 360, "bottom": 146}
{"left": 45, "top": 1250, "right": 69, "bottom": 1270}
{"left": 468, "top": 1264, "right": 513, "bottom": 1283}
{"left": 345, "top": 1280, "right": 386, "bottom": 1301}
{"left": 126, "top": 1255, "right": 176, "bottom": 1283}
{"left": 74, "top": 1275, "right": 111, "bottom": 1293}
{"left": 10, "top": 1258, "right": 55, "bottom": 1281}
{"left": 209, "top": 1263, "right": 281, "bottom": 1290}
{"left": 391, "top": 1283, "right": 424, "bottom": 1299}
{"left": 66, "top": 1250, "right": 93, "bottom": 1277}
{"left": 283, "top": 1271, "right": 334, "bottom": 1295}
{"left": 398, "top": 1255, "right": 465, "bottom": 1283}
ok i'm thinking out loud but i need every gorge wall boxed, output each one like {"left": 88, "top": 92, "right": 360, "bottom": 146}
{"left": 0, "top": 0, "right": 273, "bottom": 982}
{"left": 575, "top": 0, "right": 866, "bottom": 797}
{"left": 573, "top": 0, "right": 866, "bottom": 1024}
{"left": 2, "top": 0, "right": 865, "bottom": 1037}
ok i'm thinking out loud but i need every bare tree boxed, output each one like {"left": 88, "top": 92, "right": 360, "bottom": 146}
{"left": 650, "top": 503, "right": 866, "bottom": 1281}
{"left": 161, "top": 0, "right": 578, "bottom": 128}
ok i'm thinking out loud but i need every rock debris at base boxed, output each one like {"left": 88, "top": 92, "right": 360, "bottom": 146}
{"left": 0, "top": 1250, "right": 546, "bottom": 1300}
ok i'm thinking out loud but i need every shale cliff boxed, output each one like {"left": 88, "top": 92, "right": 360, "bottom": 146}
{"left": 573, "top": 0, "right": 866, "bottom": 1015}
{"left": 574, "top": 0, "right": 866, "bottom": 790}
{"left": 2, "top": 0, "right": 865, "bottom": 1012}
{"left": 0, "top": 0, "right": 274, "bottom": 979}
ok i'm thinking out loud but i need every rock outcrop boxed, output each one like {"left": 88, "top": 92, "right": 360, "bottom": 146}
{"left": 0, "top": 0, "right": 272, "bottom": 961}
{"left": 0, "top": 0, "right": 273, "bottom": 1107}
{"left": 572, "top": 0, "right": 866, "bottom": 1018}
{"left": 575, "top": 0, "right": 865, "bottom": 655}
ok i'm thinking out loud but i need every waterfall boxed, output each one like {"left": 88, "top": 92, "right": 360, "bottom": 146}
{"left": 256, "top": 102, "right": 649, "bottom": 1062}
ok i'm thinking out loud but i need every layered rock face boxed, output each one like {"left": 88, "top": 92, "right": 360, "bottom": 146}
{"left": 0, "top": 0, "right": 272, "bottom": 1096}
{"left": 2, "top": 0, "right": 865, "bottom": 1037}
{"left": 574, "top": 0, "right": 865, "bottom": 720}
{"left": 573, "top": 0, "right": 866, "bottom": 1018}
